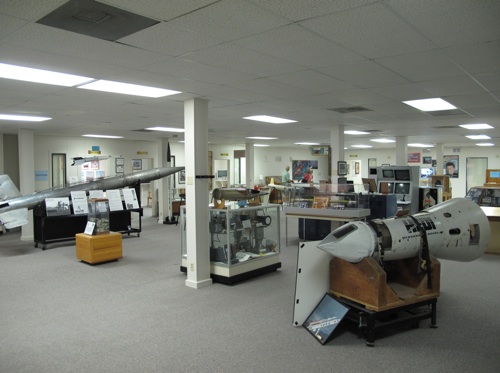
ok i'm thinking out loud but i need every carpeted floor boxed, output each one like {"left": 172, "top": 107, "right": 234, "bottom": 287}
{"left": 0, "top": 208, "right": 499, "bottom": 373}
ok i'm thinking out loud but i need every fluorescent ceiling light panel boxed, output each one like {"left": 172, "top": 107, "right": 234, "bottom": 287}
{"left": 0, "top": 62, "right": 93, "bottom": 86}
{"left": 294, "top": 142, "right": 320, "bottom": 145}
{"left": 408, "top": 143, "right": 434, "bottom": 147}
{"left": 246, "top": 136, "right": 278, "bottom": 140}
{"left": 476, "top": 143, "right": 494, "bottom": 146}
{"left": 403, "top": 98, "right": 456, "bottom": 111}
{"left": 466, "top": 134, "right": 491, "bottom": 140}
{"left": 83, "top": 134, "right": 123, "bottom": 139}
{"left": 351, "top": 144, "right": 372, "bottom": 148}
{"left": 243, "top": 115, "right": 296, "bottom": 124}
{"left": 459, "top": 123, "right": 494, "bottom": 130}
{"left": 78, "top": 80, "right": 181, "bottom": 98}
{"left": 253, "top": 144, "right": 269, "bottom": 147}
{"left": 370, "top": 138, "right": 395, "bottom": 143}
{"left": 344, "top": 130, "right": 370, "bottom": 135}
{"left": 0, "top": 114, "right": 51, "bottom": 122}
{"left": 145, "top": 127, "right": 184, "bottom": 132}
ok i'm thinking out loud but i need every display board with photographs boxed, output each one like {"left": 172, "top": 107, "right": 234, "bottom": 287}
{"left": 45, "top": 197, "right": 71, "bottom": 217}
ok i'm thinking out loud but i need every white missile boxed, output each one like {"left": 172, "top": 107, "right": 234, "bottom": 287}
{"left": 71, "top": 155, "right": 112, "bottom": 166}
{"left": 317, "top": 198, "right": 490, "bottom": 263}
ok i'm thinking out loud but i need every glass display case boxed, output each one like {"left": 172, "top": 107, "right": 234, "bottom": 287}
{"left": 88, "top": 198, "right": 110, "bottom": 234}
{"left": 180, "top": 204, "right": 281, "bottom": 284}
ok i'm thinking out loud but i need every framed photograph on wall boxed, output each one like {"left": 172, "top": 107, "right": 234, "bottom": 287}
{"left": 444, "top": 155, "right": 459, "bottom": 178}
{"left": 116, "top": 166, "right": 124, "bottom": 174}
{"left": 132, "top": 159, "right": 142, "bottom": 170}
{"left": 422, "top": 156, "right": 432, "bottom": 164}
{"left": 115, "top": 157, "right": 124, "bottom": 166}
{"left": 355, "top": 162, "right": 360, "bottom": 174}
{"left": 337, "top": 161, "right": 347, "bottom": 176}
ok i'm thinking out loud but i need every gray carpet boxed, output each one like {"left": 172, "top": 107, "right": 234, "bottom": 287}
{"left": 1, "top": 209, "right": 499, "bottom": 373}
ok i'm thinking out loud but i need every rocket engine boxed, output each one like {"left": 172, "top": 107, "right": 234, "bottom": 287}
{"left": 317, "top": 198, "right": 490, "bottom": 263}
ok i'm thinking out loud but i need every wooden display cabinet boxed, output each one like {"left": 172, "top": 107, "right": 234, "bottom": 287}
{"left": 76, "top": 232, "right": 122, "bottom": 264}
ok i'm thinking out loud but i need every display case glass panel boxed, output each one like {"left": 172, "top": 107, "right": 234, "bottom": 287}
{"left": 88, "top": 198, "right": 110, "bottom": 234}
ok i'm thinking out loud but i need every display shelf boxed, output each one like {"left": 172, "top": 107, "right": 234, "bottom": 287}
{"left": 180, "top": 204, "right": 281, "bottom": 284}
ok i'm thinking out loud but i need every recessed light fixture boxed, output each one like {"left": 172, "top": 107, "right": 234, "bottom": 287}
{"left": 476, "top": 143, "right": 494, "bottom": 146}
{"left": 253, "top": 144, "right": 270, "bottom": 147}
{"left": 245, "top": 136, "right": 278, "bottom": 140}
{"left": 351, "top": 144, "right": 372, "bottom": 148}
{"left": 408, "top": 143, "right": 434, "bottom": 147}
{"left": 460, "top": 123, "right": 494, "bottom": 130}
{"left": 82, "top": 134, "right": 123, "bottom": 139}
{"left": 370, "top": 138, "right": 395, "bottom": 143}
{"left": 0, "top": 62, "right": 94, "bottom": 86}
{"left": 403, "top": 98, "right": 456, "bottom": 111}
{"left": 78, "top": 80, "right": 181, "bottom": 98}
{"left": 294, "top": 142, "right": 320, "bottom": 145}
{"left": 145, "top": 127, "right": 185, "bottom": 132}
{"left": 0, "top": 114, "right": 51, "bottom": 122}
{"left": 466, "top": 134, "right": 491, "bottom": 140}
{"left": 243, "top": 115, "right": 296, "bottom": 124}
{"left": 344, "top": 130, "right": 370, "bottom": 135}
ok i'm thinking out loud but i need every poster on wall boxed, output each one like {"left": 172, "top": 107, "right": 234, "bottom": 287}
{"left": 407, "top": 152, "right": 421, "bottom": 163}
{"left": 443, "top": 155, "right": 459, "bottom": 178}
{"left": 292, "top": 160, "right": 318, "bottom": 180}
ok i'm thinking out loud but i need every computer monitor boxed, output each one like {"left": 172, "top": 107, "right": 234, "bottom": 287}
{"left": 420, "top": 167, "right": 435, "bottom": 178}
{"left": 379, "top": 181, "right": 394, "bottom": 194}
{"left": 217, "top": 169, "right": 228, "bottom": 179}
{"left": 382, "top": 169, "right": 394, "bottom": 178}
{"left": 394, "top": 169, "right": 410, "bottom": 181}
{"left": 394, "top": 182, "right": 410, "bottom": 195}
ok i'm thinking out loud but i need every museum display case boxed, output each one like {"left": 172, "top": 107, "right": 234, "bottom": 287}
{"left": 180, "top": 204, "right": 281, "bottom": 284}
{"left": 465, "top": 186, "right": 500, "bottom": 254}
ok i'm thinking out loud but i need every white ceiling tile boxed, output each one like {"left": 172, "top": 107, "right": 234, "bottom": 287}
{"left": 300, "top": 2, "right": 436, "bottom": 59}
{"left": 270, "top": 69, "right": 352, "bottom": 95}
{"left": 0, "top": 0, "right": 66, "bottom": 20}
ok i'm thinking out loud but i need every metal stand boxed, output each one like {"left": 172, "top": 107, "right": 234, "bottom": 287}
{"left": 332, "top": 295, "right": 438, "bottom": 346}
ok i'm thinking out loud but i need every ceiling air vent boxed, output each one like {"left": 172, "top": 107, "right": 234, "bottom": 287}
{"left": 37, "top": 0, "right": 159, "bottom": 41}
{"left": 328, "top": 106, "right": 372, "bottom": 114}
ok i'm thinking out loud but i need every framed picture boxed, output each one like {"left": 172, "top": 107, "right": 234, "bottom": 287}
{"left": 115, "top": 157, "right": 124, "bottom": 166}
{"left": 116, "top": 165, "right": 124, "bottom": 174}
{"left": 132, "top": 159, "right": 142, "bottom": 170}
{"left": 422, "top": 156, "right": 432, "bottom": 165}
{"left": 303, "top": 293, "right": 349, "bottom": 345}
{"left": 178, "top": 169, "right": 186, "bottom": 184}
{"left": 355, "top": 162, "right": 360, "bottom": 174}
{"left": 444, "top": 155, "right": 459, "bottom": 178}
{"left": 337, "top": 161, "right": 347, "bottom": 176}
{"left": 407, "top": 152, "right": 421, "bottom": 163}
{"left": 90, "top": 160, "right": 99, "bottom": 170}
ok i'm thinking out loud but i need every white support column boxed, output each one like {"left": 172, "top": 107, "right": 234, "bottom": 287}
{"left": 245, "top": 142, "right": 254, "bottom": 188}
{"left": 395, "top": 136, "right": 408, "bottom": 166}
{"left": 157, "top": 139, "right": 170, "bottom": 223}
{"left": 18, "top": 129, "right": 34, "bottom": 241}
{"left": 184, "top": 98, "right": 212, "bottom": 289}
{"left": 0, "top": 133, "right": 4, "bottom": 174}
{"left": 435, "top": 143, "right": 444, "bottom": 175}
{"left": 330, "top": 124, "right": 344, "bottom": 181}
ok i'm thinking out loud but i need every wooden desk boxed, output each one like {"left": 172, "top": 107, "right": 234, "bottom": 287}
{"left": 76, "top": 232, "right": 122, "bottom": 264}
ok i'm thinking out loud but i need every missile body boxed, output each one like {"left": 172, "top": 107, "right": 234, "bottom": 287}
{"left": 317, "top": 198, "right": 490, "bottom": 263}
{"left": 0, "top": 166, "right": 184, "bottom": 214}
{"left": 212, "top": 187, "right": 269, "bottom": 201}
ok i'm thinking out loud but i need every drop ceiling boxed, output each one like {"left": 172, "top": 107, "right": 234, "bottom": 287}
{"left": 0, "top": 0, "right": 499, "bottom": 149}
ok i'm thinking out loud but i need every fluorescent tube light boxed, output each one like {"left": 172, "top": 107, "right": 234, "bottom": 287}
{"left": 82, "top": 134, "right": 123, "bottom": 139}
{"left": 476, "top": 143, "right": 494, "bottom": 146}
{"left": 145, "top": 127, "right": 184, "bottom": 132}
{"left": 243, "top": 115, "right": 296, "bottom": 124}
{"left": 351, "top": 144, "right": 372, "bottom": 148}
{"left": 459, "top": 123, "right": 493, "bottom": 130}
{"left": 370, "top": 138, "right": 395, "bottom": 143}
{"left": 403, "top": 98, "right": 456, "bottom": 111}
{"left": 78, "top": 80, "right": 181, "bottom": 98}
{"left": 466, "top": 134, "right": 491, "bottom": 140}
{"left": 246, "top": 136, "right": 278, "bottom": 140}
{"left": 0, "top": 62, "right": 94, "bottom": 86}
{"left": 344, "top": 130, "right": 370, "bottom": 135}
{"left": 253, "top": 144, "right": 270, "bottom": 147}
{"left": 0, "top": 114, "right": 51, "bottom": 122}
{"left": 294, "top": 142, "right": 320, "bottom": 145}
{"left": 408, "top": 143, "right": 434, "bottom": 147}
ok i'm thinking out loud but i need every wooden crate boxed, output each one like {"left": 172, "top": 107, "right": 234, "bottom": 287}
{"left": 76, "top": 232, "right": 122, "bottom": 264}
{"left": 330, "top": 255, "right": 440, "bottom": 312}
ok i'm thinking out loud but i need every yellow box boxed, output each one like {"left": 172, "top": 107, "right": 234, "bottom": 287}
{"left": 76, "top": 232, "right": 122, "bottom": 264}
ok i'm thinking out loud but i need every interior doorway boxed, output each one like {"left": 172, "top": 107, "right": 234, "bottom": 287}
{"left": 466, "top": 157, "right": 488, "bottom": 192}
{"left": 51, "top": 153, "right": 66, "bottom": 188}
